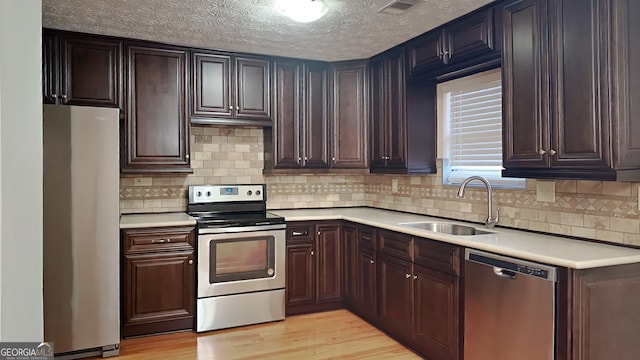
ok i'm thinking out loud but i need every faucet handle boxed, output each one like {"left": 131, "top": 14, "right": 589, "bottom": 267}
{"left": 486, "top": 208, "right": 500, "bottom": 228}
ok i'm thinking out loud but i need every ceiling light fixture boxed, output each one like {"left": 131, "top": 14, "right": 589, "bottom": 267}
{"left": 277, "top": 0, "right": 329, "bottom": 23}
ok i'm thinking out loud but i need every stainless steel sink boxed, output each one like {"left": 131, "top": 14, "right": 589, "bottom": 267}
{"left": 399, "top": 222, "right": 494, "bottom": 236}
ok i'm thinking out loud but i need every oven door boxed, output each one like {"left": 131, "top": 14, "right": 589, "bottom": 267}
{"left": 197, "top": 225, "right": 285, "bottom": 299}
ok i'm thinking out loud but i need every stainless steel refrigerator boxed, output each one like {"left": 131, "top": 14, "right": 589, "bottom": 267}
{"left": 43, "top": 105, "right": 120, "bottom": 358}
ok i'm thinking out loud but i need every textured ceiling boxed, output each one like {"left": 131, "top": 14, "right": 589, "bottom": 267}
{"left": 42, "top": 0, "right": 494, "bottom": 62}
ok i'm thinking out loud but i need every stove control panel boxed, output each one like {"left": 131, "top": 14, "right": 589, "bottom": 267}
{"left": 189, "top": 184, "right": 265, "bottom": 203}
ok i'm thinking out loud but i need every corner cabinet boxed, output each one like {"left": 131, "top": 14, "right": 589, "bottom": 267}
{"left": 285, "top": 222, "right": 342, "bottom": 315}
{"left": 370, "top": 48, "right": 437, "bottom": 174}
{"left": 191, "top": 51, "right": 271, "bottom": 126}
{"left": 122, "top": 43, "right": 191, "bottom": 173}
{"left": 121, "top": 226, "right": 196, "bottom": 337}
{"left": 43, "top": 30, "right": 122, "bottom": 109}
{"left": 502, "top": 0, "right": 640, "bottom": 181}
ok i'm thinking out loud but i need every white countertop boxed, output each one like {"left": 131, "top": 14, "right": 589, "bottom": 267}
{"left": 271, "top": 207, "right": 640, "bottom": 269}
{"left": 120, "top": 212, "right": 196, "bottom": 229}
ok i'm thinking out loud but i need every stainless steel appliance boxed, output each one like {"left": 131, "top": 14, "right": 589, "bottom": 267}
{"left": 188, "top": 184, "right": 286, "bottom": 332}
{"left": 464, "top": 249, "right": 557, "bottom": 360}
{"left": 43, "top": 105, "right": 120, "bottom": 358}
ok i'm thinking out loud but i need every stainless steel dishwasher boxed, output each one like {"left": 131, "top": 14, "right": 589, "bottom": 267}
{"left": 464, "top": 249, "right": 557, "bottom": 360}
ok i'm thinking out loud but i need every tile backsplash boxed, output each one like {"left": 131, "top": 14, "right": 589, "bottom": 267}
{"left": 120, "top": 126, "right": 640, "bottom": 246}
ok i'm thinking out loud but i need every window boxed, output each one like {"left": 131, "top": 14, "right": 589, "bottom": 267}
{"left": 437, "top": 68, "right": 524, "bottom": 188}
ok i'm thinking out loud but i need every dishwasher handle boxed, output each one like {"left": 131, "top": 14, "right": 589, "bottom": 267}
{"left": 465, "top": 249, "right": 557, "bottom": 282}
{"left": 493, "top": 267, "right": 517, "bottom": 279}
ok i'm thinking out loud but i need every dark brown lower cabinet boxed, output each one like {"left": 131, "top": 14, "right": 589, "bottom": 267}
{"left": 285, "top": 222, "right": 342, "bottom": 315}
{"left": 357, "top": 247, "right": 377, "bottom": 322}
{"left": 413, "top": 265, "right": 459, "bottom": 360}
{"left": 378, "top": 254, "right": 414, "bottom": 342}
{"left": 121, "top": 226, "right": 195, "bottom": 338}
{"left": 285, "top": 242, "right": 315, "bottom": 308}
{"left": 558, "top": 262, "right": 640, "bottom": 360}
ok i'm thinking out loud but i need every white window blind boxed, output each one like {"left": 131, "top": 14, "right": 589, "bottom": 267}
{"left": 438, "top": 69, "right": 524, "bottom": 188}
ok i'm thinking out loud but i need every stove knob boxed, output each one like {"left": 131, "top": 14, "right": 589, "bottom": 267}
{"left": 197, "top": 191, "right": 202, "bottom": 197}
{"left": 247, "top": 190, "right": 253, "bottom": 196}
{"left": 206, "top": 191, "right": 212, "bottom": 197}
{"left": 256, "top": 190, "right": 261, "bottom": 196}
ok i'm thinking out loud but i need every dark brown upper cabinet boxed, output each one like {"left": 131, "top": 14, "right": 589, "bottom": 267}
{"left": 330, "top": 60, "right": 369, "bottom": 169}
{"left": 43, "top": 30, "right": 122, "bottom": 110}
{"left": 271, "top": 59, "right": 329, "bottom": 169}
{"left": 502, "top": 0, "right": 640, "bottom": 181}
{"left": 192, "top": 51, "right": 271, "bottom": 126}
{"left": 123, "top": 43, "right": 191, "bottom": 174}
{"left": 370, "top": 48, "right": 437, "bottom": 174}
{"left": 409, "top": 7, "right": 497, "bottom": 76}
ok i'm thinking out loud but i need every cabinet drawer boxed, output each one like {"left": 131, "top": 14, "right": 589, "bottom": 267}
{"left": 414, "top": 237, "right": 460, "bottom": 275}
{"left": 287, "top": 223, "right": 315, "bottom": 243}
{"left": 358, "top": 226, "right": 376, "bottom": 250}
{"left": 378, "top": 230, "right": 412, "bottom": 261}
{"left": 122, "top": 226, "right": 195, "bottom": 253}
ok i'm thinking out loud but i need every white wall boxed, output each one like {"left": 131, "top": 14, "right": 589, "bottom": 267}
{"left": 0, "top": 0, "right": 43, "bottom": 341}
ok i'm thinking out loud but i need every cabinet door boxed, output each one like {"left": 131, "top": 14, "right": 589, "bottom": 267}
{"left": 342, "top": 225, "right": 359, "bottom": 307}
{"left": 385, "top": 49, "right": 408, "bottom": 170}
{"left": 192, "top": 52, "right": 232, "bottom": 118}
{"left": 378, "top": 254, "right": 413, "bottom": 342}
{"left": 408, "top": 30, "right": 445, "bottom": 75}
{"left": 316, "top": 224, "right": 342, "bottom": 303}
{"left": 357, "top": 247, "right": 377, "bottom": 321}
{"left": 444, "top": 8, "right": 495, "bottom": 64}
{"left": 369, "top": 56, "right": 387, "bottom": 170}
{"left": 235, "top": 56, "right": 271, "bottom": 120}
{"left": 548, "top": 0, "right": 610, "bottom": 169}
{"left": 122, "top": 251, "right": 195, "bottom": 337}
{"left": 285, "top": 242, "right": 315, "bottom": 308}
{"left": 124, "top": 45, "right": 191, "bottom": 173}
{"left": 60, "top": 34, "right": 122, "bottom": 109}
{"left": 42, "top": 30, "right": 59, "bottom": 104}
{"left": 330, "top": 61, "right": 368, "bottom": 168}
{"left": 272, "top": 60, "right": 302, "bottom": 168}
{"left": 303, "top": 61, "right": 330, "bottom": 168}
{"left": 413, "top": 265, "right": 460, "bottom": 360}
{"left": 502, "top": 0, "right": 550, "bottom": 171}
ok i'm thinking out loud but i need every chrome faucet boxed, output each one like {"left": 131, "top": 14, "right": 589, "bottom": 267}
{"left": 457, "top": 176, "right": 499, "bottom": 228}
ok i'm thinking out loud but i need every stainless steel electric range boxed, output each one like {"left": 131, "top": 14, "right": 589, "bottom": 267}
{"left": 187, "top": 184, "right": 286, "bottom": 332}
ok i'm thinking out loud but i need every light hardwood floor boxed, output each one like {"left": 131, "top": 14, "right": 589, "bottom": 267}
{"left": 110, "top": 310, "right": 421, "bottom": 359}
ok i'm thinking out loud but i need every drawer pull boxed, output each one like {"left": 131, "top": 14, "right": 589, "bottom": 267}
{"left": 292, "top": 231, "right": 307, "bottom": 236}
{"left": 369, "top": 260, "right": 374, "bottom": 264}
{"left": 152, "top": 238, "right": 170, "bottom": 244}
{"left": 188, "top": 259, "right": 194, "bottom": 265}
{"left": 405, "top": 273, "right": 411, "bottom": 279}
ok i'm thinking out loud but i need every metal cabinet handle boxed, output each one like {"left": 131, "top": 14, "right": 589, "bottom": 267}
{"left": 549, "top": 149, "right": 557, "bottom": 156}
{"left": 61, "top": 94, "right": 68, "bottom": 100}
{"left": 317, "top": 231, "right": 321, "bottom": 236}
{"left": 405, "top": 273, "right": 411, "bottom": 279}
{"left": 538, "top": 149, "right": 546, "bottom": 155}
{"left": 236, "top": 106, "right": 239, "bottom": 111}
{"left": 188, "top": 259, "right": 194, "bottom": 265}
{"left": 185, "top": 154, "right": 190, "bottom": 159}
{"left": 304, "top": 156, "right": 308, "bottom": 161}
{"left": 413, "top": 275, "right": 417, "bottom": 280}
{"left": 152, "top": 238, "right": 170, "bottom": 243}
{"left": 291, "top": 231, "right": 307, "bottom": 236}
{"left": 369, "top": 259, "right": 374, "bottom": 264}
{"left": 311, "top": 250, "right": 315, "bottom": 256}
{"left": 51, "top": 93, "right": 58, "bottom": 99}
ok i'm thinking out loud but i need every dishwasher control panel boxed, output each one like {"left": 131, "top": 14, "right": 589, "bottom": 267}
{"left": 466, "top": 250, "right": 556, "bottom": 281}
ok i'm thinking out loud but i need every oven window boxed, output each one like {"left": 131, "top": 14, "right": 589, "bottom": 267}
{"left": 210, "top": 235, "right": 275, "bottom": 283}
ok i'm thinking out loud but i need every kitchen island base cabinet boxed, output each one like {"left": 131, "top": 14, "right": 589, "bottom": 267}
{"left": 121, "top": 226, "right": 195, "bottom": 338}
{"left": 285, "top": 222, "right": 343, "bottom": 315}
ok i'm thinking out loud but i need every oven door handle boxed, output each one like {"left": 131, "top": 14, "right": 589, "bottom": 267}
{"left": 198, "top": 224, "right": 286, "bottom": 234}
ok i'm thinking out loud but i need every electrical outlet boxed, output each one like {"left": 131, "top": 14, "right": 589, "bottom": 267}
{"left": 392, "top": 178, "right": 399, "bottom": 193}
{"left": 536, "top": 181, "right": 555, "bottom": 202}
